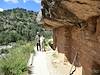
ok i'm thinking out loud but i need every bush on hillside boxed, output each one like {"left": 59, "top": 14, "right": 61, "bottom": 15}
{"left": 0, "top": 42, "right": 35, "bottom": 75}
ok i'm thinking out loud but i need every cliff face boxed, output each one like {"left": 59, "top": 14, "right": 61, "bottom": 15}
{"left": 61, "top": 0, "right": 100, "bottom": 20}
{"left": 42, "top": 0, "right": 100, "bottom": 28}
{"left": 41, "top": 0, "right": 100, "bottom": 75}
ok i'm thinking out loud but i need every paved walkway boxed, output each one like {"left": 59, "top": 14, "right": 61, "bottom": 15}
{"left": 29, "top": 51, "right": 50, "bottom": 75}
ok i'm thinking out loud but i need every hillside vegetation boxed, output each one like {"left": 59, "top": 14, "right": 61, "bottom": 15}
{"left": 0, "top": 8, "right": 51, "bottom": 45}
{"left": 0, "top": 8, "right": 52, "bottom": 75}
{"left": 0, "top": 41, "right": 35, "bottom": 75}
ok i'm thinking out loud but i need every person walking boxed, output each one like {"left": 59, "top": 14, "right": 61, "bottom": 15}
{"left": 40, "top": 35, "right": 45, "bottom": 51}
{"left": 35, "top": 32, "right": 41, "bottom": 51}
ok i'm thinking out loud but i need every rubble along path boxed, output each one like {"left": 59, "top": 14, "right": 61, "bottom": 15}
{"left": 29, "top": 51, "right": 50, "bottom": 75}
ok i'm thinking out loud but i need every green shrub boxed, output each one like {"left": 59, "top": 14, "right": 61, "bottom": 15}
{"left": 0, "top": 42, "right": 35, "bottom": 75}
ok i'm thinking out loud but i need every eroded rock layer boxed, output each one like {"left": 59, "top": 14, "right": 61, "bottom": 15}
{"left": 41, "top": 0, "right": 100, "bottom": 75}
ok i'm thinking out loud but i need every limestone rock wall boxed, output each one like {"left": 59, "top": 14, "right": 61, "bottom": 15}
{"left": 71, "top": 16, "right": 100, "bottom": 75}
{"left": 42, "top": 0, "right": 100, "bottom": 27}
{"left": 53, "top": 26, "right": 66, "bottom": 53}
{"left": 41, "top": 0, "right": 100, "bottom": 75}
{"left": 52, "top": 16, "right": 100, "bottom": 75}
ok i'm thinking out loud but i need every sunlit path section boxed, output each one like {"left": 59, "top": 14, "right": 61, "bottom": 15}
{"left": 32, "top": 51, "right": 50, "bottom": 75}
{"left": 28, "top": 46, "right": 50, "bottom": 75}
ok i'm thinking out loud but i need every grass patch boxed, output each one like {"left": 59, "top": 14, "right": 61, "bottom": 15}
{"left": 0, "top": 41, "right": 35, "bottom": 75}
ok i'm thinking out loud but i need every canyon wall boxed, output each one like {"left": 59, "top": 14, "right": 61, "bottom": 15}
{"left": 41, "top": 0, "right": 100, "bottom": 75}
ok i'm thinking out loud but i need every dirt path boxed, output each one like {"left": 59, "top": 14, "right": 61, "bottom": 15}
{"left": 28, "top": 47, "right": 82, "bottom": 75}
{"left": 46, "top": 50, "right": 82, "bottom": 75}
{"left": 29, "top": 51, "right": 50, "bottom": 75}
